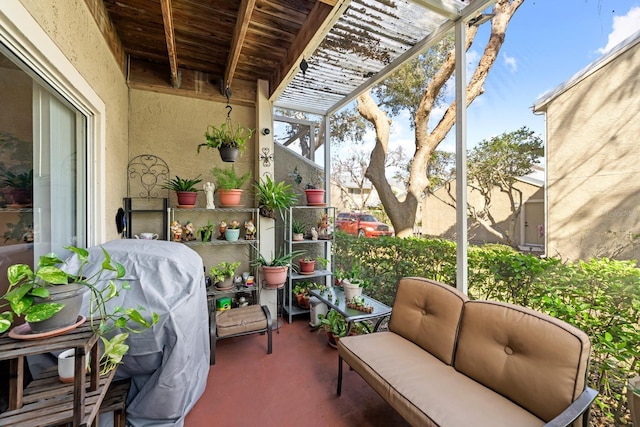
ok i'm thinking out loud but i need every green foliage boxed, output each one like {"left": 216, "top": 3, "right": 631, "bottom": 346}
{"left": 199, "top": 121, "right": 255, "bottom": 151}
{"left": 197, "top": 219, "right": 216, "bottom": 242}
{"left": 254, "top": 175, "right": 298, "bottom": 219}
{"left": 209, "top": 261, "right": 241, "bottom": 284}
{"left": 335, "top": 234, "right": 639, "bottom": 423}
{"left": 291, "top": 219, "right": 307, "bottom": 234}
{"left": 252, "top": 248, "right": 306, "bottom": 268}
{"left": 372, "top": 36, "right": 454, "bottom": 119}
{"left": 468, "top": 126, "right": 543, "bottom": 194}
{"left": 0, "top": 246, "right": 159, "bottom": 374}
{"left": 2, "top": 169, "right": 33, "bottom": 189}
{"left": 211, "top": 166, "right": 252, "bottom": 190}
{"left": 161, "top": 175, "right": 203, "bottom": 192}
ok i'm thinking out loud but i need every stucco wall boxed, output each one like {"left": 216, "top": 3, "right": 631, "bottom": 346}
{"left": 128, "top": 89, "right": 257, "bottom": 273}
{"left": 20, "top": 0, "right": 129, "bottom": 241}
{"left": 422, "top": 179, "right": 544, "bottom": 246}
{"left": 545, "top": 41, "right": 640, "bottom": 261}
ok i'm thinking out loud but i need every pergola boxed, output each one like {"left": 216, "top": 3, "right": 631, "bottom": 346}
{"left": 33, "top": 0, "right": 500, "bottom": 293}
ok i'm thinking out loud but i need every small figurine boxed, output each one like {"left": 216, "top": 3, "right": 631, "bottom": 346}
{"left": 204, "top": 182, "right": 215, "bottom": 209}
{"left": 244, "top": 219, "right": 256, "bottom": 240}
{"left": 183, "top": 220, "right": 195, "bottom": 241}
{"left": 170, "top": 220, "right": 182, "bottom": 241}
{"left": 218, "top": 219, "right": 227, "bottom": 240}
{"left": 310, "top": 226, "right": 318, "bottom": 240}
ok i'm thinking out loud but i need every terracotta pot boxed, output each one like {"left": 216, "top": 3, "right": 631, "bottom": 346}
{"left": 262, "top": 266, "right": 288, "bottom": 288}
{"left": 298, "top": 259, "right": 316, "bottom": 274}
{"left": 218, "top": 189, "right": 243, "bottom": 207}
{"left": 305, "top": 189, "right": 325, "bottom": 205}
{"left": 176, "top": 191, "right": 198, "bottom": 208}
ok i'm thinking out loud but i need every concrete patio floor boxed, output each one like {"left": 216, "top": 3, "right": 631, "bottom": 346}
{"left": 185, "top": 317, "right": 409, "bottom": 426}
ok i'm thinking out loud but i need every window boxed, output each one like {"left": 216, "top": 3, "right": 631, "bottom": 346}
{"left": 0, "top": 47, "right": 87, "bottom": 291}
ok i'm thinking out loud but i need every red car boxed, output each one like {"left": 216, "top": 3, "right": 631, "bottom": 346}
{"left": 336, "top": 212, "right": 394, "bottom": 238}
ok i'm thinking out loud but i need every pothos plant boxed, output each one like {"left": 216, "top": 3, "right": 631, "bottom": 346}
{"left": 0, "top": 246, "right": 159, "bottom": 374}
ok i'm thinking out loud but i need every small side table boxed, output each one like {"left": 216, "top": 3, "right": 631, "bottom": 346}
{"left": 0, "top": 321, "right": 117, "bottom": 426}
{"left": 308, "top": 287, "right": 392, "bottom": 333}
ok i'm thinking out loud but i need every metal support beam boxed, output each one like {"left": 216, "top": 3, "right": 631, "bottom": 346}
{"left": 454, "top": 18, "right": 468, "bottom": 295}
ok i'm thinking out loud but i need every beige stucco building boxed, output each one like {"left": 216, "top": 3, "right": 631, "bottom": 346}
{"left": 422, "top": 171, "right": 544, "bottom": 249}
{"left": 534, "top": 29, "right": 640, "bottom": 261}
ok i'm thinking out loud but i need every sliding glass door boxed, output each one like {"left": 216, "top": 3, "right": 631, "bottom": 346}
{"left": 0, "top": 47, "right": 86, "bottom": 292}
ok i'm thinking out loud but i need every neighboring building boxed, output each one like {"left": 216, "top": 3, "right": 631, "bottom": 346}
{"left": 422, "top": 167, "right": 545, "bottom": 250}
{"left": 534, "top": 29, "right": 640, "bottom": 261}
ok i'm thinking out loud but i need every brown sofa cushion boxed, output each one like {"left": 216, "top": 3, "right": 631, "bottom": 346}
{"left": 454, "top": 300, "right": 591, "bottom": 422}
{"left": 338, "top": 332, "right": 544, "bottom": 427}
{"left": 388, "top": 277, "right": 467, "bottom": 365}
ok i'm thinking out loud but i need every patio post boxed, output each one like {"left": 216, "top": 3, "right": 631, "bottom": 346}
{"left": 454, "top": 18, "right": 468, "bottom": 295}
{"left": 255, "top": 79, "right": 278, "bottom": 320}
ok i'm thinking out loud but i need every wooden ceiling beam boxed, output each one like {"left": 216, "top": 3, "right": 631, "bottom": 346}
{"left": 160, "top": 0, "right": 181, "bottom": 88}
{"left": 269, "top": 0, "right": 351, "bottom": 101}
{"left": 83, "top": 0, "right": 127, "bottom": 76}
{"left": 224, "top": 0, "right": 256, "bottom": 92}
{"left": 128, "top": 58, "right": 256, "bottom": 106}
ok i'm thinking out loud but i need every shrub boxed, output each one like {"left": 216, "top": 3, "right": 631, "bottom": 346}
{"left": 335, "top": 235, "right": 639, "bottom": 424}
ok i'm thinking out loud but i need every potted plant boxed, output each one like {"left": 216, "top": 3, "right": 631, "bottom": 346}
{"left": 251, "top": 248, "right": 305, "bottom": 288}
{"left": 293, "top": 281, "right": 312, "bottom": 309}
{"left": 224, "top": 220, "right": 241, "bottom": 241}
{"left": 2, "top": 169, "right": 33, "bottom": 206}
{"left": 290, "top": 166, "right": 325, "bottom": 205}
{"left": 336, "top": 264, "right": 369, "bottom": 301}
{"left": 291, "top": 219, "right": 307, "bottom": 241}
{"left": 198, "top": 121, "right": 255, "bottom": 162}
{"left": 298, "top": 256, "right": 328, "bottom": 275}
{"left": 197, "top": 219, "right": 216, "bottom": 242}
{"left": 208, "top": 261, "right": 241, "bottom": 289}
{"left": 0, "top": 246, "right": 158, "bottom": 374}
{"left": 318, "top": 309, "right": 347, "bottom": 348}
{"left": 254, "top": 176, "right": 298, "bottom": 219}
{"left": 212, "top": 166, "right": 252, "bottom": 207}
{"left": 161, "top": 175, "right": 203, "bottom": 208}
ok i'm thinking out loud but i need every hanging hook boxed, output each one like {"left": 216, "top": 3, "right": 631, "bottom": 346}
{"left": 226, "top": 104, "right": 232, "bottom": 118}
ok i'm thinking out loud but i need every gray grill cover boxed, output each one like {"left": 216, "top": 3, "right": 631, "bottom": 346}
{"left": 64, "top": 239, "right": 210, "bottom": 426}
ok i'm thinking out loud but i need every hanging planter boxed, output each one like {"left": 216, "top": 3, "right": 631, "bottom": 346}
{"left": 218, "top": 146, "right": 239, "bottom": 162}
{"left": 197, "top": 105, "right": 255, "bottom": 163}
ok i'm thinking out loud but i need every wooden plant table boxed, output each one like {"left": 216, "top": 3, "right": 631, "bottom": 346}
{"left": 0, "top": 321, "right": 116, "bottom": 426}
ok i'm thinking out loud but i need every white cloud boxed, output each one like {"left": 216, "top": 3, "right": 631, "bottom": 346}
{"left": 502, "top": 52, "right": 518, "bottom": 72}
{"left": 597, "top": 6, "right": 640, "bottom": 54}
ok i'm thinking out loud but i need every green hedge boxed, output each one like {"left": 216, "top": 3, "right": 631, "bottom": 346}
{"left": 334, "top": 232, "right": 639, "bottom": 424}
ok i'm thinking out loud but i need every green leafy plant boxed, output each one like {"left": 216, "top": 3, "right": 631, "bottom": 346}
{"left": 254, "top": 175, "right": 298, "bottom": 219}
{"left": 161, "top": 175, "right": 203, "bottom": 192}
{"left": 251, "top": 248, "right": 306, "bottom": 268}
{"left": 2, "top": 169, "right": 33, "bottom": 189}
{"left": 318, "top": 309, "right": 347, "bottom": 337}
{"left": 211, "top": 166, "right": 252, "bottom": 190}
{"left": 198, "top": 121, "right": 255, "bottom": 151}
{"left": 0, "top": 246, "right": 159, "bottom": 374}
{"left": 291, "top": 219, "right": 307, "bottom": 235}
{"left": 208, "top": 261, "right": 241, "bottom": 284}
{"left": 197, "top": 219, "right": 216, "bottom": 242}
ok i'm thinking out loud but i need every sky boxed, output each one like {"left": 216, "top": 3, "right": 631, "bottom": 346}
{"left": 387, "top": 0, "right": 640, "bottom": 153}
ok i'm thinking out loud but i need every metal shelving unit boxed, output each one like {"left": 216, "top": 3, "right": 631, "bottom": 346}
{"left": 283, "top": 206, "right": 335, "bottom": 323}
{"left": 168, "top": 207, "right": 260, "bottom": 307}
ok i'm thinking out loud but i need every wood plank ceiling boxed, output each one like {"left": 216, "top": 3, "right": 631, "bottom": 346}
{"left": 93, "top": 0, "right": 340, "bottom": 106}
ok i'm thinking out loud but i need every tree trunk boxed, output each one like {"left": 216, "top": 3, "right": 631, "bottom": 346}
{"left": 357, "top": 0, "right": 524, "bottom": 238}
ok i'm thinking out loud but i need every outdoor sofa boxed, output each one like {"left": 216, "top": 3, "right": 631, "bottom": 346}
{"left": 337, "top": 277, "right": 598, "bottom": 427}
